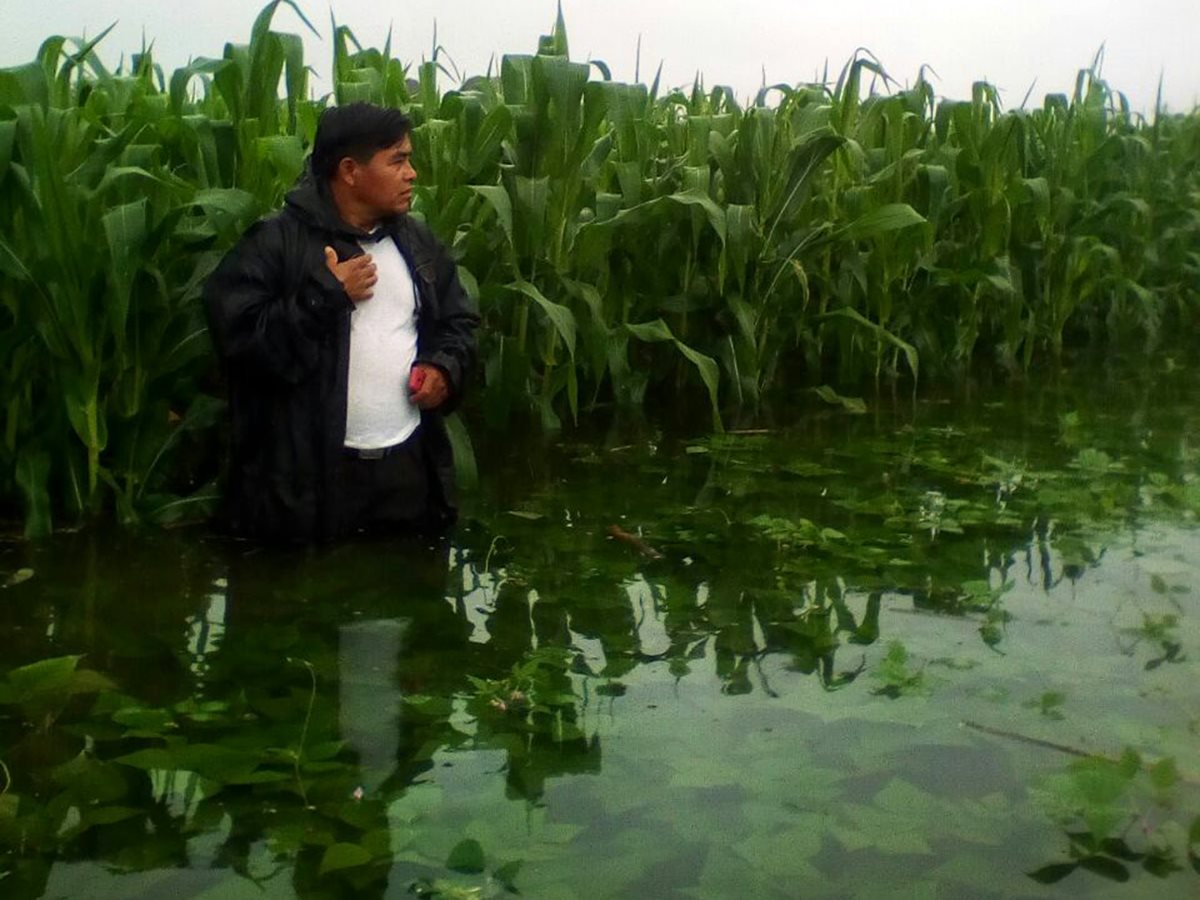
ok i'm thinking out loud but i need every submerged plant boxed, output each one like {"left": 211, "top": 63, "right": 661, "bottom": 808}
{"left": 1031, "top": 749, "right": 1197, "bottom": 884}
{"left": 1023, "top": 691, "right": 1067, "bottom": 721}
{"left": 1120, "top": 613, "right": 1186, "bottom": 670}
{"left": 284, "top": 656, "right": 318, "bottom": 806}
{"left": 0, "top": 655, "right": 114, "bottom": 731}
{"left": 463, "top": 646, "right": 580, "bottom": 738}
{"left": 870, "top": 640, "right": 928, "bottom": 698}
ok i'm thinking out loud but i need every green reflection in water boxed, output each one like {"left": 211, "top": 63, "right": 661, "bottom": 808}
{"left": 1, "top": 361, "right": 1198, "bottom": 898}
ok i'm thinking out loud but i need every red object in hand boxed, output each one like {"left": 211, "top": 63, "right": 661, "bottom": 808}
{"left": 408, "top": 367, "right": 426, "bottom": 394}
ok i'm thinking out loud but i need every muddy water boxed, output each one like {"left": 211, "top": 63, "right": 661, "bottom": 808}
{"left": 1, "top": 359, "right": 1197, "bottom": 898}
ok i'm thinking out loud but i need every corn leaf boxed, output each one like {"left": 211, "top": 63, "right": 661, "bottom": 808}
{"left": 625, "top": 319, "right": 722, "bottom": 431}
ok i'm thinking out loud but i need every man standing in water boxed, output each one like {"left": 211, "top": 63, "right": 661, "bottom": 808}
{"left": 204, "top": 103, "right": 479, "bottom": 543}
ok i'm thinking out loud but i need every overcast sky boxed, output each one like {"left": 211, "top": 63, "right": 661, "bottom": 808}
{"left": 2, "top": 1, "right": 1197, "bottom": 114}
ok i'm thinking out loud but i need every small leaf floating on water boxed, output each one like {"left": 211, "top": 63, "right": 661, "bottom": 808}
{"left": 3, "top": 568, "right": 34, "bottom": 588}
{"left": 445, "top": 838, "right": 486, "bottom": 874}
{"left": 318, "top": 842, "right": 372, "bottom": 877}
{"left": 1078, "top": 855, "right": 1131, "bottom": 882}
{"left": 812, "top": 385, "right": 867, "bottom": 414}
{"left": 506, "top": 510, "right": 544, "bottom": 521}
{"left": 1027, "top": 862, "right": 1078, "bottom": 884}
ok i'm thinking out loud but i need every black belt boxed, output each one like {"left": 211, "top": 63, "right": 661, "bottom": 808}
{"left": 343, "top": 442, "right": 407, "bottom": 460}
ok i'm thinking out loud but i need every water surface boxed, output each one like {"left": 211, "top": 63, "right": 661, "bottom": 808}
{"left": 2, "top": 360, "right": 1198, "bottom": 898}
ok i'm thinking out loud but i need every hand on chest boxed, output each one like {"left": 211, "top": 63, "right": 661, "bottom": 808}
{"left": 350, "top": 237, "right": 417, "bottom": 334}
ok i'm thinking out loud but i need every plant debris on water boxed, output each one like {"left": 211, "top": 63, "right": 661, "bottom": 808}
{"left": 2, "top": 348, "right": 1197, "bottom": 897}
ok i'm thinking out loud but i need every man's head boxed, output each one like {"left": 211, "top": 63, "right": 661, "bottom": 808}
{"left": 312, "top": 103, "right": 416, "bottom": 226}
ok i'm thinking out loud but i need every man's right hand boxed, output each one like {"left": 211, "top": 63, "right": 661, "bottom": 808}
{"left": 325, "top": 246, "right": 376, "bottom": 302}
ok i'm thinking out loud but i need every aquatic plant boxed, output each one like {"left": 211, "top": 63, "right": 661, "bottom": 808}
{"left": 1032, "top": 750, "right": 1198, "bottom": 884}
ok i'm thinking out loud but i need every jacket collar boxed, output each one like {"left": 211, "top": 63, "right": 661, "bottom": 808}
{"left": 284, "top": 164, "right": 404, "bottom": 243}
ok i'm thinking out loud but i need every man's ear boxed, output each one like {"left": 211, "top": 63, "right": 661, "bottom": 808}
{"left": 335, "top": 156, "right": 358, "bottom": 186}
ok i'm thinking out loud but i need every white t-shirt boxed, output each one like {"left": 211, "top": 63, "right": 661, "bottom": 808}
{"left": 343, "top": 235, "right": 421, "bottom": 449}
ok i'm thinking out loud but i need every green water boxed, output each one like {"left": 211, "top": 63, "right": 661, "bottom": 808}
{"left": 2, "top": 360, "right": 1198, "bottom": 899}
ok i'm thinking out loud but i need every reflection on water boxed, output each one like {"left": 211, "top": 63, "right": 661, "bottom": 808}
{"left": 338, "top": 618, "right": 407, "bottom": 793}
{"left": 1, "top": 360, "right": 1199, "bottom": 898}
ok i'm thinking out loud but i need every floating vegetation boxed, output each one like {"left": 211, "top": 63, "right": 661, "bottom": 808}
{"left": 1031, "top": 751, "right": 1199, "bottom": 885}
{"left": 2, "top": 360, "right": 1198, "bottom": 894}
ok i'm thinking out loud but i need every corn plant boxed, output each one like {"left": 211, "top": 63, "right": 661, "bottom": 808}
{"left": 0, "top": 2, "right": 314, "bottom": 535}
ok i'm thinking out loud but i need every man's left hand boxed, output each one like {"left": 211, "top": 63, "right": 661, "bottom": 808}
{"left": 409, "top": 364, "right": 449, "bottom": 410}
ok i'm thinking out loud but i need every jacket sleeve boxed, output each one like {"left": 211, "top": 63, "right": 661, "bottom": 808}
{"left": 203, "top": 219, "right": 349, "bottom": 385}
{"left": 417, "top": 236, "right": 480, "bottom": 412}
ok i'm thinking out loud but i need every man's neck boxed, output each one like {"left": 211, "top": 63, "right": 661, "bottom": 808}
{"left": 329, "top": 182, "right": 380, "bottom": 232}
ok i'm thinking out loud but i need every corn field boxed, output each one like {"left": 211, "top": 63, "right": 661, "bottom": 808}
{"left": 1, "top": 0, "right": 1198, "bottom": 537}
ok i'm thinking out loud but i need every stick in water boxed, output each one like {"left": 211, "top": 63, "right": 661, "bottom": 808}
{"left": 607, "top": 524, "right": 664, "bottom": 560}
{"left": 962, "top": 720, "right": 1091, "bottom": 757}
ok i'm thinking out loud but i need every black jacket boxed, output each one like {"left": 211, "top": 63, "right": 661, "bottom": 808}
{"left": 203, "top": 172, "right": 479, "bottom": 542}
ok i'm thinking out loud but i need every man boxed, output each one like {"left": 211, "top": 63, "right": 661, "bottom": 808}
{"left": 204, "top": 103, "right": 479, "bottom": 543}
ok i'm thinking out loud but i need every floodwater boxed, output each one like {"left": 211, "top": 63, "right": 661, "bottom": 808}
{"left": 2, "top": 357, "right": 1198, "bottom": 899}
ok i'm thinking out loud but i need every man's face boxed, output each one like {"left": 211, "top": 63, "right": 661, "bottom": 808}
{"left": 347, "top": 136, "right": 416, "bottom": 218}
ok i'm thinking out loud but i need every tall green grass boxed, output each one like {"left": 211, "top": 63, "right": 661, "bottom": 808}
{"left": 2, "top": 4, "right": 1198, "bottom": 535}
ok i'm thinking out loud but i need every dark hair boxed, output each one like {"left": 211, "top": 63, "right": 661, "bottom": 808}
{"left": 310, "top": 103, "right": 412, "bottom": 180}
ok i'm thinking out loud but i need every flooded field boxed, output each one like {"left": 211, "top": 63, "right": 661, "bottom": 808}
{"left": 2, "top": 358, "right": 1198, "bottom": 898}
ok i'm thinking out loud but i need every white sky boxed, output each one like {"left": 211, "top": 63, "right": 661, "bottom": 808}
{"left": 2, "top": 1, "right": 1197, "bottom": 114}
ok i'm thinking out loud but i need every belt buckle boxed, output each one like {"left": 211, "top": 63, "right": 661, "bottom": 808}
{"left": 357, "top": 447, "right": 387, "bottom": 460}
